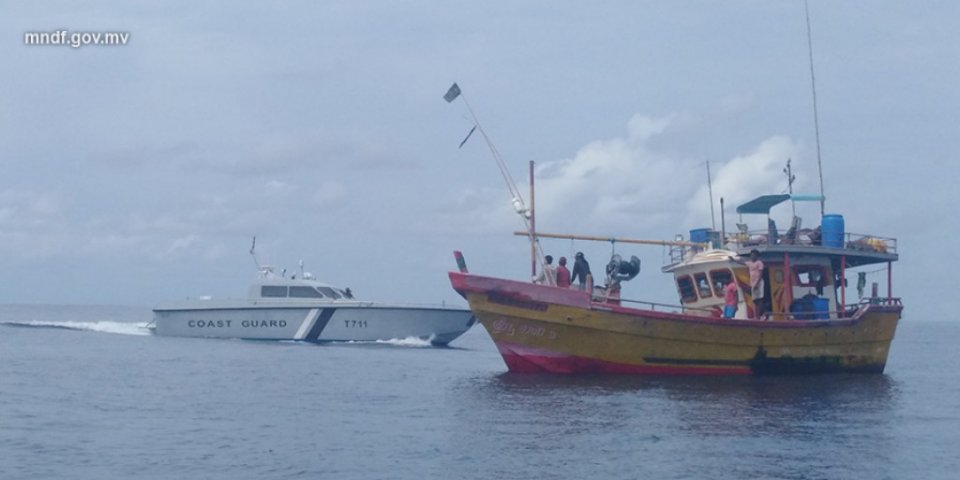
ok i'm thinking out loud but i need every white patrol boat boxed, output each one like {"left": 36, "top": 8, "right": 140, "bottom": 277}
{"left": 152, "top": 244, "right": 475, "bottom": 346}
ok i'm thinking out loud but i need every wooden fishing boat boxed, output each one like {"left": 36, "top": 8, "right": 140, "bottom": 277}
{"left": 442, "top": 84, "right": 900, "bottom": 375}
{"left": 450, "top": 195, "right": 902, "bottom": 375}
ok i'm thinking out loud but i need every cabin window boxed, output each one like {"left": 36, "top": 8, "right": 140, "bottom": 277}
{"left": 794, "top": 266, "right": 826, "bottom": 287}
{"left": 261, "top": 286, "right": 288, "bottom": 298}
{"left": 694, "top": 272, "right": 712, "bottom": 298}
{"left": 317, "top": 286, "right": 342, "bottom": 299}
{"left": 709, "top": 269, "right": 734, "bottom": 296}
{"left": 290, "top": 286, "right": 324, "bottom": 298}
{"left": 676, "top": 275, "right": 697, "bottom": 303}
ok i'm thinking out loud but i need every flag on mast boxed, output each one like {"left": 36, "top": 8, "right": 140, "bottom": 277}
{"left": 443, "top": 83, "right": 461, "bottom": 103}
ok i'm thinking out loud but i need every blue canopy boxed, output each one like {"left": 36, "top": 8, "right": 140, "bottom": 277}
{"left": 736, "top": 194, "right": 825, "bottom": 215}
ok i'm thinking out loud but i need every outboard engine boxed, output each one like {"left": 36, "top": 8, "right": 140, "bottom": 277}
{"left": 606, "top": 254, "right": 641, "bottom": 283}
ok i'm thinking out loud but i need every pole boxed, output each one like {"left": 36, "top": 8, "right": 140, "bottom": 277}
{"left": 805, "top": 0, "right": 826, "bottom": 216}
{"left": 840, "top": 255, "right": 846, "bottom": 317}
{"left": 720, "top": 197, "right": 726, "bottom": 249}
{"left": 887, "top": 261, "right": 892, "bottom": 304}
{"left": 784, "top": 252, "right": 792, "bottom": 320}
{"left": 530, "top": 160, "right": 536, "bottom": 278}
{"left": 513, "top": 230, "right": 707, "bottom": 248}
{"left": 785, "top": 158, "right": 796, "bottom": 217}
{"left": 707, "top": 161, "right": 716, "bottom": 231}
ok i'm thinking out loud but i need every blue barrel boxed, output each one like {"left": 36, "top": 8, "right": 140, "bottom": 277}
{"left": 821, "top": 214, "right": 845, "bottom": 248}
{"left": 689, "top": 228, "right": 712, "bottom": 245}
{"left": 812, "top": 297, "right": 830, "bottom": 319}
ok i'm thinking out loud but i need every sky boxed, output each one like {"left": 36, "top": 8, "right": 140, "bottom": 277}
{"left": 2, "top": 1, "right": 958, "bottom": 319}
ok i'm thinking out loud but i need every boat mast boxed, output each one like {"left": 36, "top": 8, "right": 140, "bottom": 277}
{"left": 530, "top": 160, "right": 537, "bottom": 278}
{"left": 805, "top": 0, "right": 826, "bottom": 216}
{"left": 784, "top": 158, "right": 796, "bottom": 217}
{"left": 444, "top": 83, "right": 545, "bottom": 269}
{"left": 706, "top": 161, "right": 716, "bottom": 231}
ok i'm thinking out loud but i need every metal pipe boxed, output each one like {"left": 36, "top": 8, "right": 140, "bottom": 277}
{"left": 530, "top": 160, "right": 536, "bottom": 278}
{"left": 840, "top": 255, "right": 846, "bottom": 317}
{"left": 888, "top": 261, "right": 893, "bottom": 304}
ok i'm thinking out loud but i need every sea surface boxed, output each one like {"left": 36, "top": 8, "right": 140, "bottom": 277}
{"left": 1, "top": 304, "right": 958, "bottom": 480}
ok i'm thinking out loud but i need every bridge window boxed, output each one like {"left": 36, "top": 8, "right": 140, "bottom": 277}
{"left": 709, "top": 269, "right": 734, "bottom": 296}
{"left": 794, "top": 266, "right": 826, "bottom": 287}
{"left": 290, "top": 286, "right": 324, "bottom": 298}
{"left": 317, "top": 287, "right": 342, "bottom": 299}
{"left": 694, "top": 272, "right": 712, "bottom": 298}
{"left": 261, "top": 286, "right": 287, "bottom": 298}
{"left": 676, "top": 275, "right": 697, "bottom": 303}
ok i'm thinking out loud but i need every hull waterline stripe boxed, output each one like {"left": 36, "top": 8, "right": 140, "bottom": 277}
{"left": 294, "top": 308, "right": 320, "bottom": 340}
{"left": 306, "top": 308, "right": 336, "bottom": 341}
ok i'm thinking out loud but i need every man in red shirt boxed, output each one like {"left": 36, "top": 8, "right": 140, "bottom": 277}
{"left": 723, "top": 278, "right": 739, "bottom": 318}
{"left": 556, "top": 256, "right": 572, "bottom": 288}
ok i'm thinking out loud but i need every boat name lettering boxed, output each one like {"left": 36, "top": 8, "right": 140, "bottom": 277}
{"left": 487, "top": 293, "right": 548, "bottom": 311}
{"left": 491, "top": 318, "right": 556, "bottom": 340}
{"left": 188, "top": 320, "right": 232, "bottom": 328}
{"left": 492, "top": 318, "right": 516, "bottom": 336}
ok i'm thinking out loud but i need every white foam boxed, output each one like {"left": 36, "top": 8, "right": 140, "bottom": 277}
{"left": 374, "top": 335, "right": 434, "bottom": 348}
{"left": 0, "top": 319, "right": 153, "bottom": 336}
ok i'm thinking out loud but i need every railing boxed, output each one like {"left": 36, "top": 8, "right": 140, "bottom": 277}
{"left": 727, "top": 228, "right": 897, "bottom": 253}
{"left": 665, "top": 228, "right": 897, "bottom": 266}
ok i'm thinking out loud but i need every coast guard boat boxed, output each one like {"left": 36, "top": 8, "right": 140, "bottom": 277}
{"left": 153, "top": 246, "right": 475, "bottom": 345}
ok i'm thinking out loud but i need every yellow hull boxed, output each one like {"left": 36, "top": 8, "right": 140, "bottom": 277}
{"left": 453, "top": 272, "right": 901, "bottom": 375}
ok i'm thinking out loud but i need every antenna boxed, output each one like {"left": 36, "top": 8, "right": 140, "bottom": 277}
{"left": 249, "top": 236, "right": 261, "bottom": 270}
{"left": 706, "top": 161, "right": 716, "bottom": 230}
{"left": 784, "top": 158, "right": 796, "bottom": 217}
{"left": 805, "top": 0, "right": 826, "bottom": 216}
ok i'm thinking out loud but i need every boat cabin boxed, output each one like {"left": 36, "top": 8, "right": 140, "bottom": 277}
{"left": 247, "top": 267, "right": 354, "bottom": 301}
{"left": 663, "top": 194, "right": 898, "bottom": 321}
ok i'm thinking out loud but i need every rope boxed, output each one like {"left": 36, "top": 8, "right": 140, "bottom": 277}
{"left": 459, "top": 93, "right": 545, "bottom": 266}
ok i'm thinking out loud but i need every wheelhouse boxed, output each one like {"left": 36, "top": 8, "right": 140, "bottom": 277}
{"left": 663, "top": 194, "right": 898, "bottom": 321}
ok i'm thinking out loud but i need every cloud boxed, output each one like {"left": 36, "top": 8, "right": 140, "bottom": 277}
{"left": 0, "top": 189, "right": 66, "bottom": 231}
{"left": 685, "top": 136, "right": 803, "bottom": 227}
{"left": 433, "top": 113, "right": 807, "bottom": 244}
{"left": 529, "top": 113, "right": 698, "bottom": 233}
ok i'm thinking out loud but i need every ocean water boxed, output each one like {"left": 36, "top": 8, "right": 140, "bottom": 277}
{"left": 1, "top": 304, "right": 958, "bottom": 480}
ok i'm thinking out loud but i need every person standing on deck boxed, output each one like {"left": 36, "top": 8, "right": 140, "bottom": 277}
{"left": 534, "top": 255, "right": 557, "bottom": 286}
{"left": 723, "top": 278, "right": 739, "bottom": 318}
{"left": 744, "top": 249, "right": 765, "bottom": 319}
{"left": 556, "top": 256, "right": 572, "bottom": 288}
{"left": 571, "top": 252, "right": 592, "bottom": 291}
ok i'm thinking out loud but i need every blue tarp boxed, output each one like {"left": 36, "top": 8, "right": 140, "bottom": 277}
{"left": 736, "top": 194, "right": 790, "bottom": 214}
{"left": 736, "top": 194, "right": 826, "bottom": 214}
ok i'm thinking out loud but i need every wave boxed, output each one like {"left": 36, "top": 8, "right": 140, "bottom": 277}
{"left": 0, "top": 319, "right": 153, "bottom": 336}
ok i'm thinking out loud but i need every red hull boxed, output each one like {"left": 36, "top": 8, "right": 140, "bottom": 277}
{"left": 496, "top": 341, "right": 752, "bottom": 375}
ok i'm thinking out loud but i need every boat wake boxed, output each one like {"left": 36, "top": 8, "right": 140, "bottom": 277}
{"left": 373, "top": 336, "right": 434, "bottom": 348}
{"left": 0, "top": 319, "right": 153, "bottom": 336}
